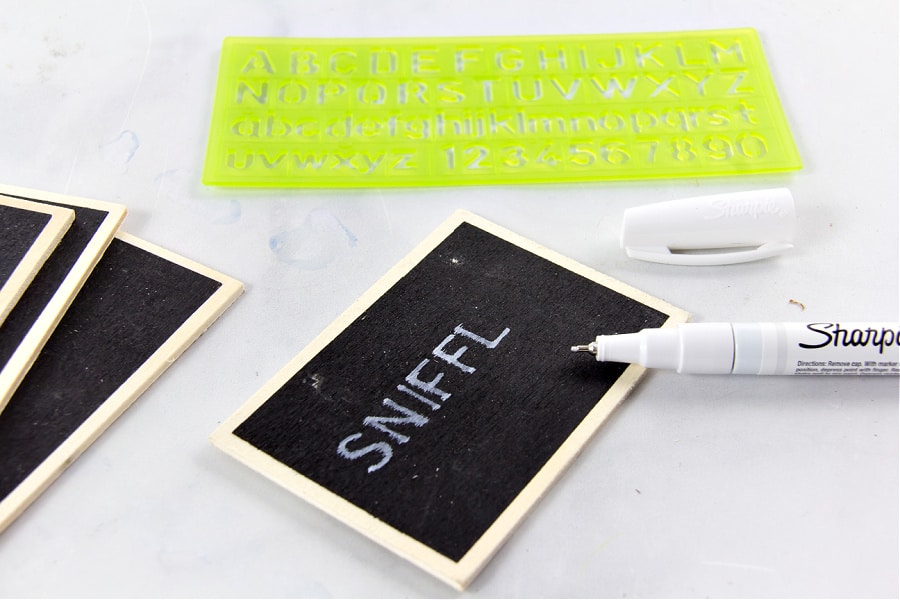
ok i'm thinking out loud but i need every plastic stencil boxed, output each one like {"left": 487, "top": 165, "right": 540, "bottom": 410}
{"left": 202, "top": 29, "right": 801, "bottom": 187}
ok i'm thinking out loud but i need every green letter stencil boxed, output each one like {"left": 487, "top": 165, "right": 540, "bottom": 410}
{"left": 202, "top": 29, "right": 801, "bottom": 188}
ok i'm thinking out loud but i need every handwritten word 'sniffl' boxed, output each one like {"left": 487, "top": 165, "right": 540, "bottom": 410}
{"left": 336, "top": 324, "right": 510, "bottom": 473}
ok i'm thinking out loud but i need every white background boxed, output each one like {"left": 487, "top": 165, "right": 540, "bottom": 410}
{"left": 0, "top": 1, "right": 897, "bottom": 597}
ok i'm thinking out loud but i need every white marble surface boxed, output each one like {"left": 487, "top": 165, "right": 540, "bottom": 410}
{"left": 0, "top": 1, "right": 897, "bottom": 597}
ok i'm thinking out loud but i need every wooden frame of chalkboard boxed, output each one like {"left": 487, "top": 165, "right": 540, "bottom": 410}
{"left": 212, "top": 210, "right": 688, "bottom": 589}
{"left": 0, "top": 185, "right": 127, "bottom": 412}
{"left": 0, "top": 196, "right": 74, "bottom": 327}
{"left": 0, "top": 233, "right": 243, "bottom": 535}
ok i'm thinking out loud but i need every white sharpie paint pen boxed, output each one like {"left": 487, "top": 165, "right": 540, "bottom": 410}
{"left": 571, "top": 322, "right": 900, "bottom": 375}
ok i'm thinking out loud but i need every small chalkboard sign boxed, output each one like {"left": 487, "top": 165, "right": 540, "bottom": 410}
{"left": 0, "top": 185, "right": 126, "bottom": 411}
{"left": 0, "top": 196, "right": 74, "bottom": 327}
{"left": 0, "top": 233, "right": 242, "bottom": 535}
{"left": 212, "top": 211, "right": 688, "bottom": 589}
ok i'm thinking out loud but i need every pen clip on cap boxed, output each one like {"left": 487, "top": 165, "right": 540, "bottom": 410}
{"left": 620, "top": 188, "right": 796, "bottom": 266}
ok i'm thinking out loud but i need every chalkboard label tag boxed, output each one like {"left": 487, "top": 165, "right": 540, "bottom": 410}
{"left": 0, "top": 196, "right": 75, "bottom": 328}
{"left": 0, "top": 185, "right": 127, "bottom": 411}
{"left": 0, "top": 233, "right": 243, "bottom": 535}
{"left": 211, "top": 210, "right": 687, "bottom": 589}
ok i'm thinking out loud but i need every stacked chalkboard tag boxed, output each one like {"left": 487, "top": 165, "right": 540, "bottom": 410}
{"left": 0, "top": 184, "right": 242, "bottom": 535}
{"left": 0, "top": 196, "right": 74, "bottom": 328}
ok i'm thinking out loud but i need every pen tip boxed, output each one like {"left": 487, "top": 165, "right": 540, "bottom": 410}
{"left": 571, "top": 343, "right": 595, "bottom": 354}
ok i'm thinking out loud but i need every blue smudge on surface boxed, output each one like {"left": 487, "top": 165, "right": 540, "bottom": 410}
{"left": 100, "top": 130, "right": 140, "bottom": 165}
{"left": 269, "top": 209, "right": 358, "bottom": 270}
{"left": 212, "top": 199, "right": 242, "bottom": 225}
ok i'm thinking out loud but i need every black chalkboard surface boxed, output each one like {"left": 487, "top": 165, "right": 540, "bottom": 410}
{"left": 0, "top": 204, "right": 52, "bottom": 286}
{"left": 0, "top": 186, "right": 126, "bottom": 411}
{"left": 0, "top": 233, "right": 242, "bottom": 535}
{"left": 0, "top": 197, "right": 74, "bottom": 327}
{"left": 212, "top": 211, "right": 687, "bottom": 589}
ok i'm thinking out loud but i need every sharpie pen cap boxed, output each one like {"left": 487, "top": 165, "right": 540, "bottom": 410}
{"left": 620, "top": 188, "right": 796, "bottom": 266}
